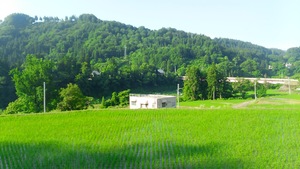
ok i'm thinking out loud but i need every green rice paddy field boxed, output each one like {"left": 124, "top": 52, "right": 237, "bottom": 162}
{"left": 1, "top": 106, "right": 300, "bottom": 168}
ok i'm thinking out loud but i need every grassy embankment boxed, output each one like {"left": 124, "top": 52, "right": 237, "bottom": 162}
{"left": 180, "top": 90, "right": 300, "bottom": 109}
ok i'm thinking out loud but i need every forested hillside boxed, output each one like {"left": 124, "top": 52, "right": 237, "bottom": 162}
{"left": 0, "top": 13, "right": 299, "bottom": 111}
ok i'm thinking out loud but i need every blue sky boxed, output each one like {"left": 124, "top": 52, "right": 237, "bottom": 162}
{"left": 0, "top": 0, "right": 299, "bottom": 50}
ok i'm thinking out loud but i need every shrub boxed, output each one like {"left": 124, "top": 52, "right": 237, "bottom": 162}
{"left": 118, "top": 89, "right": 130, "bottom": 106}
{"left": 110, "top": 92, "right": 119, "bottom": 106}
{"left": 100, "top": 89, "right": 130, "bottom": 108}
{"left": 4, "top": 97, "right": 34, "bottom": 114}
{"left": 57, "top": 83, "right": 92, "bottom": 111}
{"left": 100, "top": 96, "right": 107, "bottom": 108}
{"left": 257, "top": 83, "right": 267, "bottom": 98}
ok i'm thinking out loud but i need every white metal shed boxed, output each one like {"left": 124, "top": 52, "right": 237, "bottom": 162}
{"left": 129, "top": 94, "right": 176, "bottom": 109}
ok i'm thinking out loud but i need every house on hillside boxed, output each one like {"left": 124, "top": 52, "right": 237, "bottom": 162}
{"left": 129, "top": 94, "right": 176, "bottom": 109}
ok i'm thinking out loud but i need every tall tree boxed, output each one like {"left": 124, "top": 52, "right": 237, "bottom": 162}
{"left": 0, "top": 60, "right": 16, "bottom": 109}
{"left": 207, "top": 63, "right": 217, "bottom": 100}
{"left": 183, "top": 66, "right": 201, "bottom": 101}
{"left": 57, "top": 83, "right": 91, "bottom": 111}
{"left": 6, "top": 55, "right": 55, "bottom": 113}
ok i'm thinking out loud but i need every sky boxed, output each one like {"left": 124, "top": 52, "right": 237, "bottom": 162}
{"left": 0, "top": 0, "right": 299, "bottom": 50}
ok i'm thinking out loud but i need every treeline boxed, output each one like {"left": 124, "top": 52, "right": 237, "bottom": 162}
{"left": 0, "top": 13, "right": 299, "bottom": 111}
{"left": 182, "top": 64, "right": 269, "bottom": 101}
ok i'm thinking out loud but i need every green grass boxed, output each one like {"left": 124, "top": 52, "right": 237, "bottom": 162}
{"left": 1, "top": 109, "right": 300, "bottom": 168}
{"left": 244, "top": 90, "right": 300, "bottom": 109}
{"left": 179, "top": 99, "right": 247, "bottom": 108}
{"left": 179, "top": 90, "right": 300, "bottom": 109}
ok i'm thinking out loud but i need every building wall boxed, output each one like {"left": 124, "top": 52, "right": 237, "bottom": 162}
{"left": 129, "top": 96, "right": 156, "bottom": 109}
{"left": 157, "top": 97, "right": 176, "bottom": 108}
{"left": 129, "top": 95, "right": 176, "bottom": 109}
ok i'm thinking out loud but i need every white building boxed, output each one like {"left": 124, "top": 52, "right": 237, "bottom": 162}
{"left": 129, "top": 94, "right": 176, "bottom": 109}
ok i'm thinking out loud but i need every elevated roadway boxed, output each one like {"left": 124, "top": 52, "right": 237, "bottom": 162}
{"left": 227, "top": 77, "right": 299, "bottom": 85}
{"left": 180, "top": 76, "right": 299, "bottom": 85}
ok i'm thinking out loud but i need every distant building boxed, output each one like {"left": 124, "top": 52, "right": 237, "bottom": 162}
{"left": 268, "top": 65, "right": 273, "bottom": 70}
{"left": 157, "top": 69, "right": 165, "bottom": 74}
{"left": 129, "top": 94, "right": 176, "bottom": 109}
{"left": 285, "top": 63, "right": 292, "bottom": 69}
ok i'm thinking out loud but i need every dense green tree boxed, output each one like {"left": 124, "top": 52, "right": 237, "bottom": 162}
{"left": 240, "top": 59, "right": 260, "bottom": 77}
{"left": 4, "top": 97, "right": 28, "bottom": 114}
{"left": 207, "top": 64, "right": 218, "bottom": 100}
{"left": 216, "top": 63, "right": 232, "bottom": 99}
{"left": 2, "top": 13, "right": 34, "bottom": 28}
{"left": 256, "top": 83, "right": 267, "bottom": 98}
{"left": 6, "top": 55, "right": 55, "bottom": 113}
{"left": 118, "top": 89, "right": 130, "bottom": 106}
{"left": 100, "top": 96, "right": 107, "bottom": 108}
{"left": 57, "top": 83, "right": 92, "bottom": 111}
{"left": 110, "top": 92, "right": 119, "bottom": 106}
{"left": 0, "top": 60, "right": 16, "bottom": 109}
{"left": 285, "top": 47, "right": 300, "bottom": 63}
{"left": 217, "top": 56, "right": 233, "bottom": 77}
{"left": 183, "top": 66, "right": 202, "bottom": 101}
{"left": 232, "top": 78, "right": 253, "bottom": 99}
{"left": 101, "top": 89, "right": 130, "bottom": 108}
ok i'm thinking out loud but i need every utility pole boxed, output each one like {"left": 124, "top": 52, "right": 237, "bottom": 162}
{"left": 213, "top": 87, "right": 215, "bottom": 100}
{"left": 254, "top": 80, "right": 257, "bottom": 100}
{"left": 43, "top": 82, "right": 46, "bottom": 113}
{"left": 288, "top": 77, "right": 291, "bottom": 95}
{"left": 177, "top": 84, "right": 182, "bottom": 108}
